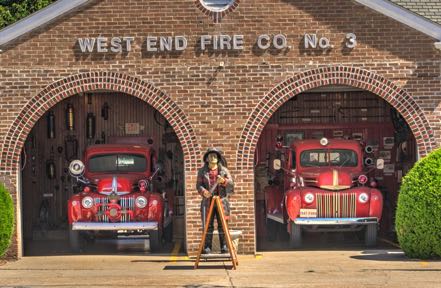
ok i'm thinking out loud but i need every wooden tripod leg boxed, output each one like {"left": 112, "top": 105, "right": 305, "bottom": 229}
{"left": 215, "top": 197, "right": 238, "bottom": 269}
{"left": 194, "top": 197, "right": 216, "bottom": 269}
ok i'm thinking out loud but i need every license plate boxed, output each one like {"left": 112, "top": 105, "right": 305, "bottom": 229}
{"left": 300, "top": 209, "right": 317, "bottom": 218}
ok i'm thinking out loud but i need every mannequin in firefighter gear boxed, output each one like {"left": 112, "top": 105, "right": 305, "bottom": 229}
{"left": 197, "top": 148, "right": 234, "bottom": 254}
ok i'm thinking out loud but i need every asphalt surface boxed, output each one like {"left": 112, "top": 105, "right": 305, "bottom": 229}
{"left": 1, "top": 245, "right": 440, "bottom": 288}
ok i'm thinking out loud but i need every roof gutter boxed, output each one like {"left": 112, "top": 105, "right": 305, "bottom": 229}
{"left": 355, "top": 0, "right": 441, "bottom": 50}
{"left": 0, "top": 0, "right": 91, "bottom": 49}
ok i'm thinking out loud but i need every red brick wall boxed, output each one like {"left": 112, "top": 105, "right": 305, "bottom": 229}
{"left": 0, "top": 0, "right": 440, "bottom": 257}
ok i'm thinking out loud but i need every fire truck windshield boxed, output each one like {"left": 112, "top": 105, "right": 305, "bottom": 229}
{"left": 300, "top": 149, "right": 358, "bottom": 167}
{"left": 88, "top": 154, "right": 147, "bottom": 172}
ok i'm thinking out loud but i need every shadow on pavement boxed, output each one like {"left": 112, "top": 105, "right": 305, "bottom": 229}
{"left": 351, "top": 250, "right": 441, "bottom": 262}
{"left": 164, "top": 264, "right": 230, "bottom": 270}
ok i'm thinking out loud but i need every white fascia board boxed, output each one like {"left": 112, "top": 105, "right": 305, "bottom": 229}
{"left": 355, "top": 0, "right": 441, "bottom": 40}
{"left": 0, "top": 0, "right": 91, "bottom": 47}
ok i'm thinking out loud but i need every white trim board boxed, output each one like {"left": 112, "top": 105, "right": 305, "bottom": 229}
{"left": 355, "top": 0, "right": 441, "bottom": 40}
{"left": 0, "top": 0, "right": 91, "bottom": 47}
{"left": 0, "top": 0, "right": 441, "bottom": 48}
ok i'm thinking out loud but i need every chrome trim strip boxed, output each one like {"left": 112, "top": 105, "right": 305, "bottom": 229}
{"left": 294, "top": 217, "right": 378, "bottom": 225}
{"left": 72, "top": 222, "right": 158, "bottom": 231}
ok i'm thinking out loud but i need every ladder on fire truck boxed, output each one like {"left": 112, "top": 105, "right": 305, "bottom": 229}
{"left": 194, "top": 196, "right": 238, "bottom": 269}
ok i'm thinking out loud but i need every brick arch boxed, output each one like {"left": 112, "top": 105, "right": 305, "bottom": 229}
{"left": 1, "top": 72, "right": 200, "bottom": 173}
{"left": 237, "top": 66, "right": 436, "bottom": 170}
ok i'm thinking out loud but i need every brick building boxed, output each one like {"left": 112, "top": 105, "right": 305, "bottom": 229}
{"left": 0, "top": 0, "right": 440, "bottom": 259}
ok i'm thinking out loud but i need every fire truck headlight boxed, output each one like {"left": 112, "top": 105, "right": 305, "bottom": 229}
{"left": 304, "top": 193, "right": 314, "bottom": 204}
{"left": 358, "top": 193, "right": 369, "bottom": 204}
{"left": 69, "top": 160, "right": 85, "bottom": 176}
{"left": 135, "top": 196, "right": 148, "bottom": 208}
{"left": 81, "top": 196, "right": 94, "bottom": 209}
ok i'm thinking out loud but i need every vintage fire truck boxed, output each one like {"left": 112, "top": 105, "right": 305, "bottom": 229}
{"left": 267, "top": 137, "right": 384, "bottom": 247}
{"left": 67, "top": 141, "right": 170, "bottom": 252}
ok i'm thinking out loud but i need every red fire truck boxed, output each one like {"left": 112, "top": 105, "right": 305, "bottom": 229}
{"left": 67, "top": 142, "right": 170, "bottom": 252}
{"left": 267, "top": 137, "right": 384, "bottom": 247}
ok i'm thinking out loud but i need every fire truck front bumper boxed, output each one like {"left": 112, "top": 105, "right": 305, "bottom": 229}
{"left": 294, "top": 217, "right": 378, "bottom": 225}
{"left": 72, "top": 222, "right": 159, "bottom": 231}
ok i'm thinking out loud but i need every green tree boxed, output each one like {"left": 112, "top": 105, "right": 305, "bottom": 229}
{"left": 0, "top": 0, "right": 56, "bottom": 29}
{"left": 0, "top": 183, "right": 14, "bottom": 257}
{"left": 396, "top": 148, "right": 441, "bottom": 259}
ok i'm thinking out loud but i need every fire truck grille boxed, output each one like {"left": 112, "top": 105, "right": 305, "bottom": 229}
{"left": 94, "top": 197, "right": 135, "bottom": 222}
{"left": 316, "top": 193, "right": 357, "bottom": 218}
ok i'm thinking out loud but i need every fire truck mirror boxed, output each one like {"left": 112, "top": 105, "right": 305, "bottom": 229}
{"left": 376, "top": 158, "right": 384, "bottom": 170}
{"left": 273, "top": 159, "right": 282, "bottom": 171}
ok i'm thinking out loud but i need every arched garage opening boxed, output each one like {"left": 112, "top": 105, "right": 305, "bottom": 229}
{"left": 255, "top": 88, "right": 417, "bottom": 249}
{"left": 1, "top": 72, "right": 200, "bottom": 256}
{"left": 235, "top": 66, "right": 435, "bottom": 251}
{"left": 21, "top": 92, "right": 185, "bottom": 255}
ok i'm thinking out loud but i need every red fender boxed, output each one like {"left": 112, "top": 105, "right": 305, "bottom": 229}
{"left": 285, "top": 189, "right": 301, "bottom": 221}
{"left": 369, "top": 189, "right": 383, "bottom": 221}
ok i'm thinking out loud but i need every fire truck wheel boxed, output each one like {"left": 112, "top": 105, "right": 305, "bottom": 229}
{"left": 69, "top": 226, "right": 82, "bottom": 253}
{"left": 290, "top": 222, "right": 302, "bottom": 248}
{"left": 149, "top": 230, "right": 161, "bottom": 252}
{"left": 365, "top": 223, "right": 377, "bottom": 247}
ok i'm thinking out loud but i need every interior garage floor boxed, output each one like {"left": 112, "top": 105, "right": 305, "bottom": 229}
{"left": 24, "top": 238, "right": 182, "bottom": 256}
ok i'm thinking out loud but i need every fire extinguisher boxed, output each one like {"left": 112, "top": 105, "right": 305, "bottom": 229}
{"left": 65, "top": 103, "right": 75, "bottom": 131}
{"left": 47, "top": 111, "right": 56, "bottom": 139}
{"left": 86, "top": 112, "right": 96, "bottom": 139}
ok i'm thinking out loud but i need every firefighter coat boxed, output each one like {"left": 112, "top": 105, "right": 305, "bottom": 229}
{"left": 197, "top": 164, "right": 234, "bottom": 216}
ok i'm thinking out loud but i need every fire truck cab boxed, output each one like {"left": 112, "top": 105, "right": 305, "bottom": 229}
{"left": 67, "top": 142, "right": 170, "bottom": 252}
{"left": 270, "top": 137, "right": 384, "bottom": 247}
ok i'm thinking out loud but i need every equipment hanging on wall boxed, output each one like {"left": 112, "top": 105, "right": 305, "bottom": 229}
{"left": 86, "top": 112, "right": 96, "bottom": 139}
{"left": 65, "top": 135, "right": 78, "bottom": 161}
{"left": 101, "top": 102, "right": 109, "bottom": 120}
{"left": 46, "top": 147, "right": 56, "bottom": 179}
{"left": 46, "top": 159, "right": 55, "bottom": 179}
{"left": 65, "top": 103, "right": 75, "bottom": 131}
{"left": 47, "top": 110, "right": 56, "bottom": 139}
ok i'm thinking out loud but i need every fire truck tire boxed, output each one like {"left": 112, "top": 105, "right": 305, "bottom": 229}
{"left": 149, "top": 230, "right": 161, "bottom": 252}
{"left": 69, "top": 226, "right": 81, "bottom": 253}
{"left": 290, "top": 222, "right": 302, "bottom": 248}
{"left": 365, "top": 223, "right": 377, "bottom": 247}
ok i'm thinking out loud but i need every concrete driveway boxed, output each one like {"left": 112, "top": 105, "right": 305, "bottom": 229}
{"left": 1, "top": 249, "right": 440, "bottom": 288}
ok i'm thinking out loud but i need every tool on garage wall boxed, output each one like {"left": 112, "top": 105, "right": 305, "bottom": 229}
{"left": 47, "top": 110, "right": 56, "bottom": 139}
{"left": 86, "top": 112, "right": 96, "bottom": 139}
{"left": 65, "top": 135, "right": 78, "bottom": 161}
{"left": 46, "top": 146, "right": 56, "bottom": 180}
{"left": 101, "top": 102, "right": 109, "bottom": 120}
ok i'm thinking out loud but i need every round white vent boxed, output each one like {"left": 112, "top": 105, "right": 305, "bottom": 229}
{"left": 201, "top": 0, "right": 234, "bottom": 11}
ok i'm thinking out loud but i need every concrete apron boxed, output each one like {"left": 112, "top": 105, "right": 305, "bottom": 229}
{"left": 0, "top": 249, "right": 440, "bottom": 287}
